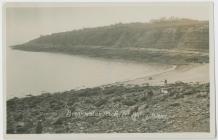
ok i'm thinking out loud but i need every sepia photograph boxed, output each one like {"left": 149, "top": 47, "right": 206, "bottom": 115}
{"left": 3, "top": 2, "right": 215, "bottom": 138}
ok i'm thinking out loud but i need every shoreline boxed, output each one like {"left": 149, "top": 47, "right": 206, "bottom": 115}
{"left": 7, "top": 63, "right": 209, "bottom": 100}
{"left": 119, "top": 63, "right": 209, "bottom": 87}
{"left": 102, "top": 64, "right": 177, "bottom": 87}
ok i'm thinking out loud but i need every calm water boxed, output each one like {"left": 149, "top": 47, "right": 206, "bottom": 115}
{"left": 6, "top": 48, "right": 170, "bottom": 99}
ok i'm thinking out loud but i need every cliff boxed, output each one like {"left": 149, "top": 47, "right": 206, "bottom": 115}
{"left": 11, "top": 18, "right": 209, "bottom": 64}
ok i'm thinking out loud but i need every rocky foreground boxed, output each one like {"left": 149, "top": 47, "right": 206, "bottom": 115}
{"left": 7, "top": 82, "right": 209, "bottom": 133}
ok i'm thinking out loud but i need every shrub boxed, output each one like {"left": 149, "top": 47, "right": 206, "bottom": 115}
{"left": 113, "top": 97, "right": 122, "bottom": 103}
{"left": 169, "top": 102, "right": 180, "bottom": 107}
{"left": 94, "top": 99, "right": 107, "bottom": 107}
{"left": 140, "top": 96, "right": 146, "bottom": 101}
{"left": 122, "top": 99, "right": 137, "bottom": 106}
{"left": 84, "top": 98, "right": 94, "bottom": 104}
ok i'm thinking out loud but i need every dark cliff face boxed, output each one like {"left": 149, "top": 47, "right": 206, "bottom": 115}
{"left": 13, "top": 18, "right": 209, "bottom": 51}
{"left": 11, "top": 19, "right": 209, "bottom": 64}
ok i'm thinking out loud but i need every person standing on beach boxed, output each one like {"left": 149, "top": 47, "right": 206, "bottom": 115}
{"left": 164, "top": 79, "right": 168, "bottom": 86}
{"left": 36, "top": 120, "right": 43, "bottom": 134}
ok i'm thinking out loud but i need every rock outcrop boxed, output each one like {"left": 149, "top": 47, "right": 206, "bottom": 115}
{"left": 7, "top": 82, "right": 209, "bottom": 133}
{"left": 11, "top": 18, "right": 209, "bottom": 64}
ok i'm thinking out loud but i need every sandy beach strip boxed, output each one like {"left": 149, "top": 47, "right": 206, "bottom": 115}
{"left": 119, "top": 64, "right": 209, "bottom": 86}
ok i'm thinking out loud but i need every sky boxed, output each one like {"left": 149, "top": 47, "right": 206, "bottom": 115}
{"left": 6, "top": 3, "right": 211, "bottom": 46}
